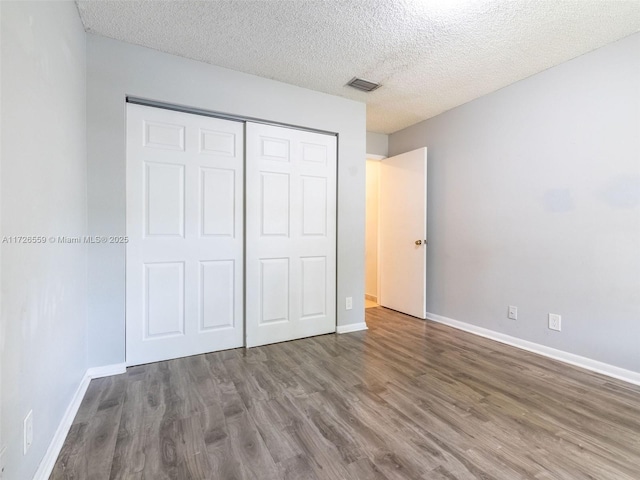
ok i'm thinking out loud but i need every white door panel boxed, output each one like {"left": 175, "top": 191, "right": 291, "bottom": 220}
{"left": 379, "top": 147, "right": 427, "bottom": 319}
{"left": 201, "top": 167, "right": 236, "bottom": 236}
{"left": 144, "top": 162, "right": 185, "bottom": 237}
{"left": 246, "top": 123, "right": 337, "bottom": 347}
{"left": 144, "top": 262, "right": 185, "bottom": 338}
{"left": 126, "top": 104, "right": 244, "bottom": 366}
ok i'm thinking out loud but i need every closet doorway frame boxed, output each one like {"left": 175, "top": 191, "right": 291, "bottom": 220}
{"left": 124, "top": 96, "right": 340, "bottom": 360}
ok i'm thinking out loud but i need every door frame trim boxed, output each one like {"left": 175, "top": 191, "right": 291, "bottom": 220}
{"left": 366, "top": 154, "right": 386, "bottom": 305}
{"left": 126, "top": 96, "right": 338, "bottom": 137}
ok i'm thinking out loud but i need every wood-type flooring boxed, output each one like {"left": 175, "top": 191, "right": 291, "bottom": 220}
{"left": 51, "top": 307, "right": 640, "bottom": 479}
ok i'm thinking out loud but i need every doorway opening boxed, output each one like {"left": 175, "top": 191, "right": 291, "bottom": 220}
{"left": 365, "top": 148, "right": 428, "bottom": 318}
{"left": 365, "top": 155, "right": 383, "bottom": 309}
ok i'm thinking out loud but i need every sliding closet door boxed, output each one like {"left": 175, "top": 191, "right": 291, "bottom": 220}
{"left": 246, "top": 123, "right": 337, "bottom": 347}
{"left": 126, "top": 104, "right": 244, "bottom": 366}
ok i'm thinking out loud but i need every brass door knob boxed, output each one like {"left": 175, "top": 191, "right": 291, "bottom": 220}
{"left": 415, "top": 240, "right": 422, "bottom": 245}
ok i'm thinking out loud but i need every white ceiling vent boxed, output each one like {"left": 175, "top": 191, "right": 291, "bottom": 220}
{"left": 346, "top": 77, "right": 381, "bottom": 92}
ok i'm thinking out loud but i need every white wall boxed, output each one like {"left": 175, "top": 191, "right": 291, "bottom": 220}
{"left": 86, "top": 35, "right": 367, "bottom": 367}
{"left": 0, "top": 2, "right": 88, "bottom": 478}
{"left": 366, "top": 131, "right": 388, "bottom": 157}
{"left": 0, "top": 1, "right": 3, "bottom": 470}
{"left": 389, "top": 33, "right": 640, "bottom": 373}
{"left": 365, "top": 160, "right": 380, "bottom": 299}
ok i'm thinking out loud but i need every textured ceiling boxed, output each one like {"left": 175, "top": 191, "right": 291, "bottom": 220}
{"left": 76, "top": 0, "right": 640, "bottom": 134}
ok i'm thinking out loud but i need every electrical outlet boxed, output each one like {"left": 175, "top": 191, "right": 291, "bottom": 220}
{"left": 0, "top": 445, "right": 6, "bottom": 479}
{"left": 508, "top": 305, "right": 517, "bottom": 320}
{"left": 345, "top": 297, "right": 353, "bottom": 310}
{"left": 24, "top": 410, "right": 33, "bottom": 455}
{"left": 549, "top": 313, "right": 561, "bottom": 331}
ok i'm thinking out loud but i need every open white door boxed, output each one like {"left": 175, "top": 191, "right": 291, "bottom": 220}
{"left": 126, "top": 104, "right": 244, "bottom": 366}
{"left": 379, "top": 147, "right": 427, "bottom": 319}
{"left": 245, "top": 123, "right": 337, "bottom": 347}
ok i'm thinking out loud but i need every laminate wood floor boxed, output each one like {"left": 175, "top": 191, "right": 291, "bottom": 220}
{"left": 51, "top": 307, "right": 640, "bottom": 479}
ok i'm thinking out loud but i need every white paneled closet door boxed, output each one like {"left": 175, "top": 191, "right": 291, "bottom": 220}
{"left": 126, "top": 104, "right": 244, "bottom": 366}
{"left": 246, "top": 123, "right": 337, "bottom": 347}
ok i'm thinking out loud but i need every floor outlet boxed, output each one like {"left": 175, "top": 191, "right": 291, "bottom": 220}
{"left": 346, "top": 297, "right": 353, "bottom": 310}
{"left": 24, "top": 410, "right": 33, "bottom": 455}
{"left": 508, "top": 305, "right": 517, "bottom": 320}
{"left": 549, "top": 313, "right": 561, "bottom": 332}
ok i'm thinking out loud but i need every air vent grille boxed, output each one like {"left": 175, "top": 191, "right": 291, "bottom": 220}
{"left": 346, "top": 77, "right": 381, "bottom": 92}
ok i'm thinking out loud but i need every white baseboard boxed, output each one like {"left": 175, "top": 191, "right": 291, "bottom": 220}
{"left": 426, "top": 312, "right": 640, "bottom": 387}
{"left": 87, "top": 363, "right": 127, "bottom": 379}
{"left": 32, "top": 373, "right": 90, "bottom": 480}
{"left": 365, "top": 294, "right": 377, "bottom": 302}
{"left": 337, "top": 322, "right": 368, "bottom": 334}
{"left": 32, "top": 363, "right": 126, "bottom": 480}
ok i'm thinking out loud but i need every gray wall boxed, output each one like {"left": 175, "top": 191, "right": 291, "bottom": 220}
{"left": 366, "top": 131, "right": 389, "bottom": 157}
{"left": 87, "top": 35, "right": 367, "bottom": 367}
{"left": 1, "top": 2, "right": 88, "bottom": 478}
{"left": 389, "top": 33, "right": 640, "bottom": 372}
